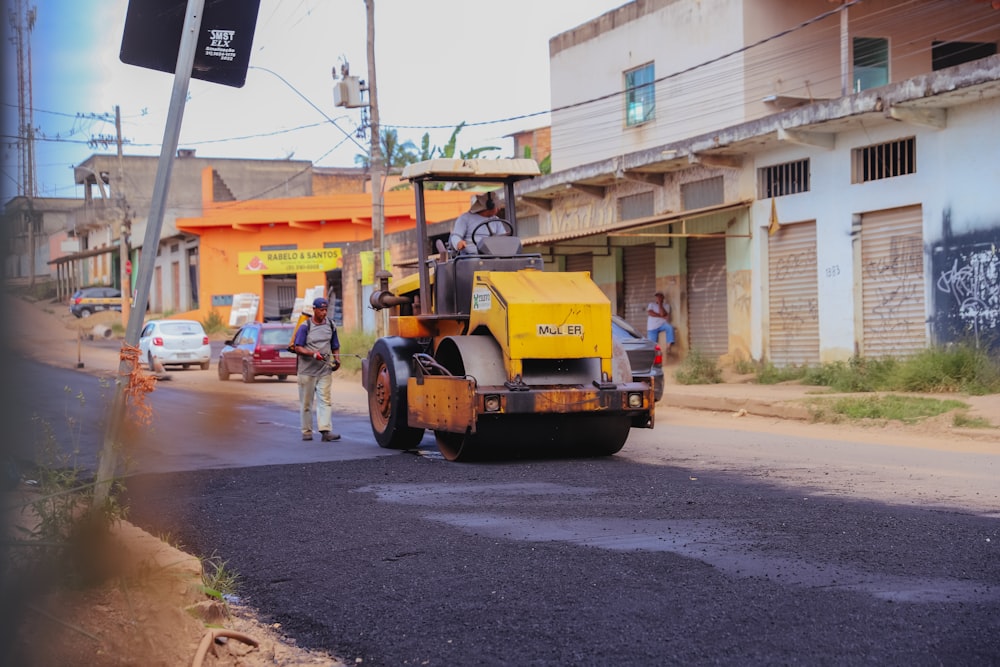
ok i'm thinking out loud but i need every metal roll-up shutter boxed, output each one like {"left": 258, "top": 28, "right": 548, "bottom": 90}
{"left": 861, "top": 205, "right": 926, "bottom": 357}
{"left": 768, "top": 222, "right": 819, "bottom": 366}
{"left": 686, "top": 237, "right": 728, "bottom": 357}
{"left": 623, "top": 245, "right": 656, "bottom": 333}
{"left": 564, "top": 253, "right": 593, "bottom": 275}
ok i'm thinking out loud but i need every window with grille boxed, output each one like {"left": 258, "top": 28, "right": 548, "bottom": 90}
{"left": 932, "top": 40, "right": 996, "bottom": 70}
{"left": 624, "top": 63, "right": 655, "bottom": 127}
{"left": 852, "top": 137, "right": 916, "bottom": 183}
{"left": 853, "top": 37, "right": 888, "bottom": 92}
{"left": 618, "top": 192, "right": 654, "bottom": 220}
{"left": 758, "top": 159, "right": 810, "bottom": 198}
{"left": 681, "top": 176, "right": 724, "bottom": 210}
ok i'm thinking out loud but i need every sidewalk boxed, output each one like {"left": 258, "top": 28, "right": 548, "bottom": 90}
{"left": 6, "top": 291, "right": 1000, "bottom": 435}
{"left": 660, "top": 367, "right": 1000, "bottom": 432}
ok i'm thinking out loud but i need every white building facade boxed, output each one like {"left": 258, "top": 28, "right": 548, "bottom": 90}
{"left": 514, "top": 0, "right": 1000, "bottom": 363}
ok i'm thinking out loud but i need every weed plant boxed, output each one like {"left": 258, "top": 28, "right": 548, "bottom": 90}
{"left": 820, "top": 394, "right": 966, "bottom": 423}
{"left": 756, "top": 362, "right": 809, "bottom": 385}
{"left": 201, "top": 552, "right": 240, "bottom": 603}
{"left": 793, "top": 346, "right": 1000, "bottom": 394}
{"left": 12, "top": 390, "right": 128, "bottom": 587}
{"left": 887, "top": 345, "right": 1000, "bottom": 395}
{"left": 675, "top": 348, "right": 722, "bottom": 384}
{"left": 337, "top": 329, "right": 376, "bottom": 374}
{"left": 200, "top": 309, "right": 229, "bottom": 335}
{"left": 800, "top": 356, "right": 898, "bottom": 392}
{"left": 953, "top": 412, "right": 992, "bottom": 428}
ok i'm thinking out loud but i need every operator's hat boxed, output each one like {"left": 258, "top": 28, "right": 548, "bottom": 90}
{"left": 312, "top": 297, "right": 329, "bottom": 309}
{"left": 469, "top": 191, "right": 499, "bottom": 213}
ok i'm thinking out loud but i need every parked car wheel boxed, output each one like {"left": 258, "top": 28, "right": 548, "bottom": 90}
{"left": 147, "top": 352, "right": 156, "bottom": 372}
{"left": 218, "top": 356, "right": 230, "bottom": 380}
{"left": 277, "top": 374, "right": 288, "bottom": 382}
{"left": 79, "top": 308, "right": 93, "bottom": 318}
{"left": 242, "top": 362, "right": 255, "bottom": 383}
{"left": 200, "top": 361, "right": 210, "bottom": 371}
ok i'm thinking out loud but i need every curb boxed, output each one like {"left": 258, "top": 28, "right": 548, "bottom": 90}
{"left": 662, "top": 394, "right": 815, "bottom": 421}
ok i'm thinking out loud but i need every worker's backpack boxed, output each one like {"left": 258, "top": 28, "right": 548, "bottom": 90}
{"left": 287, "top": 315, "right": 336, "bottom": 354}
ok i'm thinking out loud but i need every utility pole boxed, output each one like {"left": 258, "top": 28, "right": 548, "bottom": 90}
{"left": 115, "top": 105, "right": 131, "bottom": 326}
{"left": 365, "top": 0, "right": 386, "bottom": 336}
{"left": 9, "top": 0, "right": 37, "bottom": 284}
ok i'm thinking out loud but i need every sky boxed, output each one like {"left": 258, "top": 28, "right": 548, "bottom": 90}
{"left": 2, "top": 0, "right": 628, "bottom": 201}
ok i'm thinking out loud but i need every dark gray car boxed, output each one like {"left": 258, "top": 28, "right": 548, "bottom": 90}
{"left": 612, "top": 315, "right": 664, "bottom": 401}
{"left": 69, "top": 286, "right": 122, "bottom": 318}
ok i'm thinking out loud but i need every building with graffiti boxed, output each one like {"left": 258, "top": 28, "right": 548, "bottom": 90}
{"left": 505, "top": 0, "right": 1000, "bottom": 361}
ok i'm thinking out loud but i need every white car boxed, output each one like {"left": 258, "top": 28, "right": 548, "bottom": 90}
{"left": 139, "top": 319, "right": 212, "bottom": 371}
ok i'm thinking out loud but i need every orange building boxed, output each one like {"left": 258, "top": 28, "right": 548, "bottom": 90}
{"left": 175, "top": 167, "right": 470, "bottom": 330}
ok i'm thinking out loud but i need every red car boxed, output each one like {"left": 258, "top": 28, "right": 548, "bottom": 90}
{"left": 217, "top": 322, "right": 298, "bottom": 383}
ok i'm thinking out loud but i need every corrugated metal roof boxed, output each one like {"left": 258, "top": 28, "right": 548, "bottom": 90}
{"left": 521, "top": 200, "right": 751, "bottom": 246}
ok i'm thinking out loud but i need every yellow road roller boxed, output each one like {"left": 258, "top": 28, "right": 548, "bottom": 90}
{"left": 362, "top": 158, "right": 654, "bottom": 461}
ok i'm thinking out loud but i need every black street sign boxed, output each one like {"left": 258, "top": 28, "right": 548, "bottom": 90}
{"left": 120, "top": 0, "right": 261, "bottom": 88}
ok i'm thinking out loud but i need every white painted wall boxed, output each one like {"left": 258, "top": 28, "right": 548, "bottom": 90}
{"left": 751, "top": 96, "right": 1000, "bottom": 362}
{"left": 550, "top": 0, "right": 746, "bottom": 170}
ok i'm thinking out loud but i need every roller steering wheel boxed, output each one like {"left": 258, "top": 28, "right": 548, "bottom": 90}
{"left": 470, "top": 218, "right": 514, "bottom": 247}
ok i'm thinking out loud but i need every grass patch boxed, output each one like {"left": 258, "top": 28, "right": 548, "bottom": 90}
{"left": 674, "top": 348, "right": 722, "bottom": 384}
{"left": 755, "top": 361, "right": 809, "bottom": 385}
{"left": 952, "top": 412, "right": 993, "bottom": 429}
{"left": 807, "top": 394, "right": 967, "bottom": 424}
{"left": 738, "top": 345, "right": 1000, "bottom": 395}
{"left": 887, "top": 345, "right": 1000, "bottom": 395}
{"left": 799, "top": 356, "right": 899, "bottom": 392}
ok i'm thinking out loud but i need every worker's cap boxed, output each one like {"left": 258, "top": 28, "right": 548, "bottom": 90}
{"left": 654, "top": 291, "right": 664, "bottom": 297}
{"left": 312, "top": 297, "right": 329, "bottom": 309}
{"left": 469, "top": 191, "right": 500, "bottom": 213}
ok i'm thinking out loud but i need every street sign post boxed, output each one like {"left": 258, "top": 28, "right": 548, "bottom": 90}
{"left": 120, "top": 0, "right": 261, "bottom": 88}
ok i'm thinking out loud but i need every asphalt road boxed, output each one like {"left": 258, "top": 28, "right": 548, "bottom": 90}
{"left": 6, "top": 355, "right": 999, "bottom": 665}
{"left": 124, "top": 453, "right": 999, "bottom": 666}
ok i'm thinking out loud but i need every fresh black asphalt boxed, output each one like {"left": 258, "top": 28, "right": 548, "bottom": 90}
{"left": 124, "top": 454, "right": 1000, "bottom": 666}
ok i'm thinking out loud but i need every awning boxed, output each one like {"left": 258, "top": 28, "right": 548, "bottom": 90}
{"left": 48, "top": 244, "right": 119, "bottom": 265}
{"left": 521, "top": 200, "right": 752, "bottom": 247}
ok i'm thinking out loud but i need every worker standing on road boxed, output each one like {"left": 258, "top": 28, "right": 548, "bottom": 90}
{"left": 293, "top": 297, "right": 341, "bottom": 442}
{"left": 450, "top": 192, "right": 503, "bottom": 254}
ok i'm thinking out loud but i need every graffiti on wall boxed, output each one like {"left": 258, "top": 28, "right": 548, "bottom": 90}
{"left": 862, "top": 234, "right": 925, "bottom": 355}
{"left": 550, "top": 199, "right": 617, "bottom": 235}
{"left": 932, "top": 230, "right": 1000, "bottom": 350}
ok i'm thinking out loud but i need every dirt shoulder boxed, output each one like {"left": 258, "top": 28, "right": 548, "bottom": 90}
{"left": 4, "top": 293, "right": 347, "bottom": 666}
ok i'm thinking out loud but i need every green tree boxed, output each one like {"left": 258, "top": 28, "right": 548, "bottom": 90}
{"left": 424, "top": 122, "right": 500, "bottom": 190}
{"left": 356, "top": 123, "right": 502, "bottom": 189}
{"left": 355, "top": 127, "right": 418, "bottom": 171}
